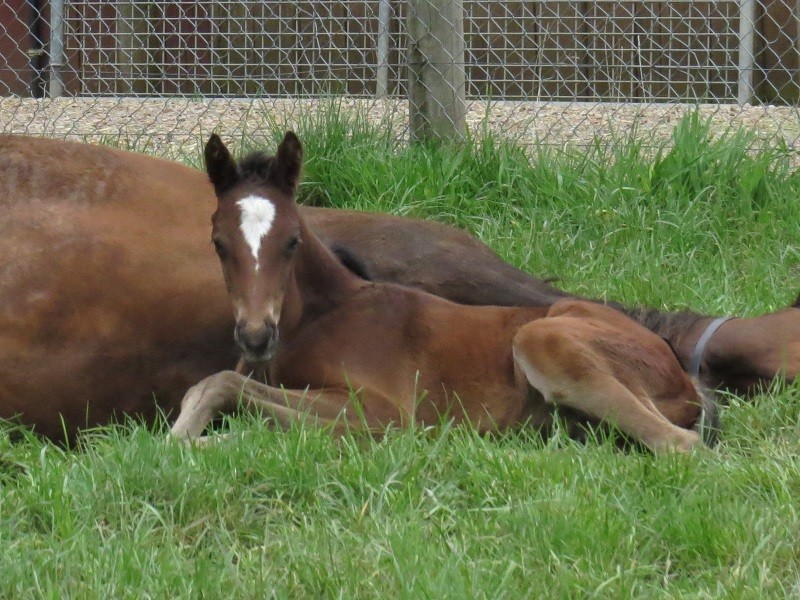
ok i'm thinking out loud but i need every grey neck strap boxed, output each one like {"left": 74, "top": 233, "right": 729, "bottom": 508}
{"left": 689, "top": 316, "right": 735, "bottom": 378}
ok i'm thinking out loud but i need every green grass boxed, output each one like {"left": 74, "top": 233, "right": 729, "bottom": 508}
{"left": 5, "top": 108, "right": 800, "bottom": 597}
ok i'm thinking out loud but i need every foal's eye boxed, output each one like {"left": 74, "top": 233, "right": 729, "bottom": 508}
{"left": 285, "top": 235, "right": 300, "bottom": 255}
{"left": 212, "top": 239, "right": 227, "bottom": 259}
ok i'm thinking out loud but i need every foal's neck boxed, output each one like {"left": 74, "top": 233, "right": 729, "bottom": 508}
{"left": 280, "top": 218, "right": 364, "bottom": 333}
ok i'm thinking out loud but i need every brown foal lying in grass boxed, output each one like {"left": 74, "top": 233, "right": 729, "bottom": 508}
{"left": 170, "top": 133, "right": 718, "bottom": 451}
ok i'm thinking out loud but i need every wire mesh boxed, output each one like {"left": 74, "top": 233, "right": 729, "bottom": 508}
{"left": 1, "top": 0, "right": 799, "bottom": 155}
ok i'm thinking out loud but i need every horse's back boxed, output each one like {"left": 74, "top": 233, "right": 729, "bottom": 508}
{"left": 302, "top": 205, "right": 571, "bottom": 307}
{"left": 0, "top": 135, "right": 233, "bottom": 441}
{"left": 1, "top": 134, "right": 200, "bottom": 204}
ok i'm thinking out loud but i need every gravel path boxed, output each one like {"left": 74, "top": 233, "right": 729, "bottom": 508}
{"left": 2, "top": 96, "right": 800, "bottom": 160}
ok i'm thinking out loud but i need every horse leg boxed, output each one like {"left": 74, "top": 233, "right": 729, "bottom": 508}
{"left": 546, "top": 298, "right": 708, "bottom": 425}
{"left": 170, "top": 370, "right": 385, "bottom": 439}
{"left": 512, "top": 319, "right": 702, "bottom": 452}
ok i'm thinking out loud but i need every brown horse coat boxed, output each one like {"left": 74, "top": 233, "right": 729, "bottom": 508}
{"left": 170, "top": 133, "right": 712, "bottom": 452}
{"left": 0, "top": 135, "right": 234, "bottom": 439}
{"left": 0, "top": 134, "right": 795, "bottom": 440}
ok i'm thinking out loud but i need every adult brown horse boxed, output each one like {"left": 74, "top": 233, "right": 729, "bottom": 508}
{"left": 170, "top": 132, "right": 716, "bottom": 452}
{"left": 0, "top": 134, "right": 797, "bottom": 442}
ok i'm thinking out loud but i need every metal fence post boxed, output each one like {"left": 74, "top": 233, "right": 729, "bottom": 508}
{"left": 407, "top": 0, "right": 467, "bottom": 143}
{"left": 48, "top": 0, "right": 64, "bottom": 97}
{"left": 376, "top": 0, "right": 392, "bottom": 98}
{"left": 738, "top": 0, "right": 756, "bottom": 105}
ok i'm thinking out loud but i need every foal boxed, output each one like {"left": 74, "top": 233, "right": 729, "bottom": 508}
{"left": 171, "top": 133, "right": 717, "bottom": 451}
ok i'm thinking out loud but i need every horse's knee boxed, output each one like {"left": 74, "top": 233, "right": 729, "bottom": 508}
{"left": 181, "top": 370, "right": 243, "bottom": 411}
{"left": 517, "top": 320, "right": 596, "bottom": 377}
{"left": 208, "top": 369, "right": 246, "bottom": 391}
{"left": 546, "top": 298, "right": 594, "bottom": 319}
{"left": 514, "top": 320, "right": 597, "bottom": 403}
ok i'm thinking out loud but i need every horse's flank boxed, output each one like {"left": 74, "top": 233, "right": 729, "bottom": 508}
{"left": 0, "top": 135, "right": 234, "bottom": 439}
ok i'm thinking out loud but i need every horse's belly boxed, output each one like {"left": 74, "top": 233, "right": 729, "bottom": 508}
{"left": 0, "top": 335, "right": 233, "bottom": 441}
{"left": 407, "top": 376, "right": 534, "bottom": 432}
{"left": 0, "top": 247, "right": 233, "bottom": 441}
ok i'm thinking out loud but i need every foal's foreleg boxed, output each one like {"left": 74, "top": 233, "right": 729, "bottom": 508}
{"left": 512, "top": 322, "right": 702, "bottom": 452}
{"left": 170, "top": 370, "right": 373, "bottom": 439}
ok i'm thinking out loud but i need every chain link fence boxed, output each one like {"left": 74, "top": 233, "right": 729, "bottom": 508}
{"left": 1, "top": 1, "right": 800, "bottom": 156}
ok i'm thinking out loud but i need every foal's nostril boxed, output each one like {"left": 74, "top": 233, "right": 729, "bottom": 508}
{"left": 234, "top": 320, "right": 279, "bottom": 359}
{"left": 247, "top": 330, "right": 270, "bottom": 353}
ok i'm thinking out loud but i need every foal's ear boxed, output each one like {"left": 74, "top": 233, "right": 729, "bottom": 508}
{"left": 272, "top": 131, "right": 303, "bottom": 193}
{"left": 204, "top": 134, "right": 238, "bottom": 194}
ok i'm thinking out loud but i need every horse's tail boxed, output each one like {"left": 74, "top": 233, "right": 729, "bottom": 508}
{"left": 692, "top": 383, "right": 722, "bottom": 447}
{"left": 792, "top": 292, "right": 800, "bottom": 308}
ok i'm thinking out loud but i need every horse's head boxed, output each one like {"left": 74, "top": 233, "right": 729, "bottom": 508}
{"left": 204, "top": 132, "right": 303, "bottom": 363}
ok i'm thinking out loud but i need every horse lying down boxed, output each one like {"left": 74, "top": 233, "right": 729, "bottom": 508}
{"left": 170, "top": 132, "right": 719, "bottom": 452}
{"left": 0, "top": 134, "right": 797, "bottom": 442}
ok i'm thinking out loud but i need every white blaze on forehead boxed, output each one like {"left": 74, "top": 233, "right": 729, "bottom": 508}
{"left": 237, "top": 194, "right": 276, "bottom": 269}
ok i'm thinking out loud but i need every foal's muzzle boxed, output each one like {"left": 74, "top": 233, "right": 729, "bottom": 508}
{"left": 234, "top": 319, "right": 279, "bottom": 363}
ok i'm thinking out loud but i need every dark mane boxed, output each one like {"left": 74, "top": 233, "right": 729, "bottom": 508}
{"left": 615, "top": 305, "right": 710, "bottom": 342}
{"left": 331, "top": 245, "right": 372, "bottom": 281}
{"left": 237, "top": 151, "right": 275, "bottom": 181}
